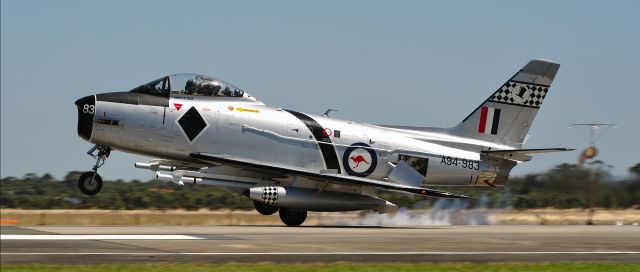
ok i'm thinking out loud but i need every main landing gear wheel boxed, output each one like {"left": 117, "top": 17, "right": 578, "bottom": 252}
{"left": 254, "top": 201, "right": 279, "bottom": 215}
{"left": 279, "top": 208, "right": 307, "bottom": 227}
{"left": 78, "top": 171, "right": 103, "bottom": 195}
{"left": 78, "top": 145, "right": 111, "bottom": 196}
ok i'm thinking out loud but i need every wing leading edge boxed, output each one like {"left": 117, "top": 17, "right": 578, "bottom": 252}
{"left": 190, "top": 152, "right": 471, "bottom": 199}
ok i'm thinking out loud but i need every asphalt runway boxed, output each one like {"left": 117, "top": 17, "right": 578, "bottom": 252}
{"left": 1, "top": 225, "right": 639, "bottom": 263}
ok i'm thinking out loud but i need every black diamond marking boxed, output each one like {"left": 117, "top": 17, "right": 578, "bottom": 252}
{"left": 178, "top": 106, "right": 207, "bottom": 141}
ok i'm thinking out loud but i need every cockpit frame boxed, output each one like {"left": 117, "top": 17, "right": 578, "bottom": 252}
{"left": 129, "top": 73, "right": 256, "bottom": 101}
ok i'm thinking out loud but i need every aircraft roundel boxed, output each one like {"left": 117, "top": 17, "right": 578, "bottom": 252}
{"left": 342, "top": 142, "right": 377, "bottom": 177}
{"left": 322, "top": 128, "right": 332, "bottom": 137}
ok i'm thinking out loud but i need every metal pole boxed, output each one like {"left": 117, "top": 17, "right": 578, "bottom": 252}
{"left": 586, "top": 126, "right": 596, "bottom": 225}
{"left": 569, "top": 123, "right": 616, "bottom": 225}
{"left": 586, "top": 163, "right": 595, "bottom": 225}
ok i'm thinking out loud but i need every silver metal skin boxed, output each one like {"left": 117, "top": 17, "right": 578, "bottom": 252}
{"left": 75, "top": 60, "right": 569, "bottom": 216}
{"left": 247, "top": 186, "right": 397, "bottom": 213}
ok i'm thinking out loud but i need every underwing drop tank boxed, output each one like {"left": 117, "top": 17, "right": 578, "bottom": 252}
{"left": 244, "top": 186, "right": 397, "bottom": 213}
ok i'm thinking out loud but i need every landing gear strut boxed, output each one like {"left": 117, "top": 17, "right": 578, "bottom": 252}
{"left": 78, "top": 145, "right": 111, "bottom": 195}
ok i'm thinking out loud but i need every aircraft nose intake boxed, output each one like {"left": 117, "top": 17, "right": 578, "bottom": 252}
{"left": 75, "top": 97, "right": 87, "bottom": 108}
{"left": 75, "top": 95, "right": 96, "bottom": 141}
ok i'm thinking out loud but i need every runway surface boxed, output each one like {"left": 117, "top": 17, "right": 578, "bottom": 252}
{"left": 1, "top": 225, "right": 639, "bottom": 263}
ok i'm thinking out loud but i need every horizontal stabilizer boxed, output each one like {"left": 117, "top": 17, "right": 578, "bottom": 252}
{"left": 482, "top": 148, "right": 574, "bottom": 161}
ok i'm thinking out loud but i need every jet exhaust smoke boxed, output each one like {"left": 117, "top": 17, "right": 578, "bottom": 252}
{"left": 332, "top": 194, "right": 495, "bottom": 226}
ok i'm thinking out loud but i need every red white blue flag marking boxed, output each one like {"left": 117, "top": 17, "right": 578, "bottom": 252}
{"left": 478, "top": 106, "right": 501, "bottom": 135}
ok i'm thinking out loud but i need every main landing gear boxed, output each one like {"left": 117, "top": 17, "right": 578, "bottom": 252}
{"left": 254, "top": 201, "right": 279, "bottom": 215}
{"left": 278, "top": 208, "right": 307, "bottom": 227}
{"left": 254, "top": 201, "right": 307, "bottom": 226}
{"left": 78, "top": 145, "right": 111, "bottom": 196}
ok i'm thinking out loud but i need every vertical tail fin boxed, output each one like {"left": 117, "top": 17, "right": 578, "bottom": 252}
{"left": 452, "top": 59, "right": 560, "bottom": 148}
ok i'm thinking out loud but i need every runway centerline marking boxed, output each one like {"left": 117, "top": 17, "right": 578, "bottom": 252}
{"left": 1, "top": 252, "right": 638, "bottom": 255}
{"left": 0, "top": 235, "right": 204, "bottom": 240}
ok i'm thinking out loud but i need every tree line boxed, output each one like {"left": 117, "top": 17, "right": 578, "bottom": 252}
{"left": 1, "top": 162, "right": 639, "bottom": 210}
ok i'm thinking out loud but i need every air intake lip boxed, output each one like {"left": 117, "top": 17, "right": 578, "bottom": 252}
{"left": 75, "top": 95, "right": 95, "bottom": 141}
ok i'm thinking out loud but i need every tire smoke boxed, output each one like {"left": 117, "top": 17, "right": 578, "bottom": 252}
{"left": 334, "top": 194, "right": 493, "bottom": 226}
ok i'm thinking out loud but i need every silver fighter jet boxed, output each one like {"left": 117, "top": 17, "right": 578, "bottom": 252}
{"left": 74, "top": 59, "right": 570, "bottom": 226}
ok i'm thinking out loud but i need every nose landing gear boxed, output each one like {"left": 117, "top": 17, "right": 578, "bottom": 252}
{"left": 78, "top": 145, "right": 111, "bottom": 195}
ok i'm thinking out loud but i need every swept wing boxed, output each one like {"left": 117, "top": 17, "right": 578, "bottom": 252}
{"left": 190, "top": 152, "right": 471, "bottom": 199}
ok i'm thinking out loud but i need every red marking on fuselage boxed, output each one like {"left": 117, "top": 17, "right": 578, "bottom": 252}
{"left": 174, "top": 103, "right": 183, "bottom": 111}
{"left": 350, "top": 155, "right": 370, "bottom": 169}
{"left": 323, "top": 128, "right": 332, "bottom": 137}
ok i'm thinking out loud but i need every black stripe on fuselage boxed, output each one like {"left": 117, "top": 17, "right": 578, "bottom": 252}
{"left": 284, "top": 110, "right": 341, "bottom": 173}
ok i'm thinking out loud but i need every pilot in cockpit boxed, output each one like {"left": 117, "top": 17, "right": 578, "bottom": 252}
{"left": 199, "top": 81, "right": 221, "bottom": 96}
{"left": 184, "top": 79, "right": 197, "bottom": 95}
{"left": 181, "top": 76, "right": 248, "bottom": 98}
{"left": 220, "top": 86, "right": 232, "bottom": 97}
{"left": 185, "top": 78, "right": 221, "bottom": 96}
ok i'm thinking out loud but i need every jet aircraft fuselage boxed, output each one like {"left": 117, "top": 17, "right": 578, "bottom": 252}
{"left": 74, "top": 60, "right": 569, "bottom": 226}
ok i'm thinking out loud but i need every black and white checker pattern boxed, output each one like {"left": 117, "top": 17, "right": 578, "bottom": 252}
{"left": 261, "top": 186, "right": 278, "bottom": 206}
{"left": 489, "top": 81, "right": 548, "bottom": 108}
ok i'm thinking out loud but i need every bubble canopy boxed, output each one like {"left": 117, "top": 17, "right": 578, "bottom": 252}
{"left": 129, "top": 73, "right": 256, "bottom": 101}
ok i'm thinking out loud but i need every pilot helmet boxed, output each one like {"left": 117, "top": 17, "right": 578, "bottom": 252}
{"left": 185, "top": 79, "right": 197, "bottom": 94}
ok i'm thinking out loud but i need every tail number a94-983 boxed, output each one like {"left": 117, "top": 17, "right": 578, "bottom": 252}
{"left": 441, "top": 156, "right": 479, "bottom": 170}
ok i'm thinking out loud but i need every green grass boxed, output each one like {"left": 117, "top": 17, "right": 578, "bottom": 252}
{"left": 1, "top": 263, "right": 639, "bottom": 272}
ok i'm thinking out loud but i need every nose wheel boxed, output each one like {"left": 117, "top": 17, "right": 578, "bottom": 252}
{"left": 78, "top": 145, "right": 111, "bottom": 196}
{"left": 78, "top": 171, "right": 103, "bottom": 195}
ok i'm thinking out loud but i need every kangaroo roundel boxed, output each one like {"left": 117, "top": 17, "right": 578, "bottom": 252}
{"left": 343, "top": 143, "right": 377, "bottom": 177}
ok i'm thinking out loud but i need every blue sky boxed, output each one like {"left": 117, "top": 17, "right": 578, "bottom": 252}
{"left": 2, "top": 0, "right": 639, "bottom": 181}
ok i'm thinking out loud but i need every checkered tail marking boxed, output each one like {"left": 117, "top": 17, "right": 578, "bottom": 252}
{"left": 489, "top": 81, "right": 548, "bottom": 108}
{"left": 261, "top": 186, "right": 278, "bottom": 206}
